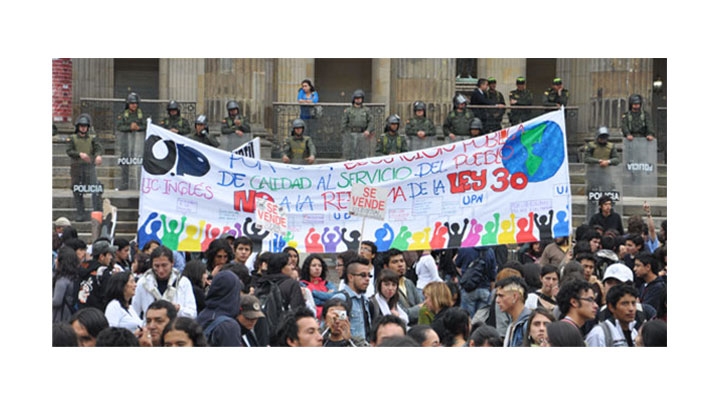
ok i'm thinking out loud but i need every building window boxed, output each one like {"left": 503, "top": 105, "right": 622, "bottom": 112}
{"left": 456, "top": 59, "right": 477, "bottom": 79}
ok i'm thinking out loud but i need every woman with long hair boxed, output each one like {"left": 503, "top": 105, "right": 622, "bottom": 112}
{"left": 299, "top": 254, "right": 337, "bottom": 318}
{"left": 525, "top": 265, "right": 560, "bottom": 312}
{"left": 522, "top": 306, "right": 557, "bottom": 346}
{"left": 418, "top": 281, "right": 454, "bottom": 325}
{"left": 297, "top": 79, "right": 319, "bottom": 120}
{"left": 161, "top": 317, "right": 208, "bottom": 347}
{"left": 205, "top": 239, "right": 234, "bottom": 278}
{"left": 369, "top": 269, "right": 409, "bottom": 326}
{"left": 103, "top": 271, "right": 143, "bottom": 332}
{"left": 52, "top": 246, "right": 81, "bottom": 322}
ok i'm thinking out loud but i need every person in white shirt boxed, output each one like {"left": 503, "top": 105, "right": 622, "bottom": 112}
{"left": 104, "top": 271, "right": 143, "bottom": 332}
{"left": 132, "top": 246, "right": 197, "bottom": 319}
{"left": 415, "top": 250, "right": 442, "bottom": 297}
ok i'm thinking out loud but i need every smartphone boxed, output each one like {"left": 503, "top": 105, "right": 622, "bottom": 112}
{"left": 337, "top": 310, "right": 347, "bottom": 321}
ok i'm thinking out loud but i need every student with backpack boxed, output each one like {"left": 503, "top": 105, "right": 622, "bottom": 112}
{"left": 253, "top": 252, "right": 305, "bottom": 338}
{"left": 455, "top": 246, "right": 497, "bottom": 320}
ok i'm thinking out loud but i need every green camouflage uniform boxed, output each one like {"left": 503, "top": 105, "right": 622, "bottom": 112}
{"left": 188, "top": 128, "right": 221, "bottom": 148}
{"left": 508, "top": 88, "right": 534, "bottom": 125}
{"left": 584, "top": 141, "right": 619, "bottom": 165}
{"left": 160, "top": 114, "right": 191, "bottom": 135}
{"left": 283, "top": 135, "right": 317, "bottom": 165}
{"left": 341, "top": 105, "right": 375, "bottom": 159}
{"left": 543, "top": 88, "right": 569, "bottom": 106}
{"left": 621, "top": 110, "right": 655, "bottom": 138}
{"left": 443, "top": 108, "right": 475, "bottom": 141}
{"left": 486, "top": 88, "right": 506, "bottom": 132}
{"left": 405, "top": 116, "right": 436, "bottom": 151}
{"left": 221, "top": 113, "right": 252, "bottom": 135}
{"left": 376, "top": 132, "right": 408, "bottom": 156}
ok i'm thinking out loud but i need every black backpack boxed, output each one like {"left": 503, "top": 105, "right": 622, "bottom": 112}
{"left": 459, "top": 249, "right": 490, "bottom": 292}
{"left": 255, "top": 279, "right": 286, "bottom": 336}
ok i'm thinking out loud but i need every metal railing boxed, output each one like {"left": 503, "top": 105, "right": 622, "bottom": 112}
{"left": 80, "top": 98, "right": 197, "bottom": 136}
{"left": 272, "top": 102, "right": 386, "bottom": 159}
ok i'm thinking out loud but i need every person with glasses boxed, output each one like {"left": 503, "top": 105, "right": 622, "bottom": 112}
{"left": 556, "top": 278, "right": 598, "bottom": 337}
{"left": 358, "top": 241, "right": 378, "bottom": 297}
{"left": 332, "top": 257, "right": 373, "bottom": 342}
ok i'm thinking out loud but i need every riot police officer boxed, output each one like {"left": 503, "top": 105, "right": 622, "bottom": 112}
{"left": 282, "top": 118, "right": 316, "bottom": 165}
{"left": 443, "top": 94, "right": 475, "bottom": 142}
{"left": 341, "top": 89, "right": 375, "bottom": 160}
{"left": 160, "top": 100, "right": 191, "bottom": 135}
{"left": 67, "top": 115, "right": 104, "bottom": 221}
{"left": 405, "top": 100, "right": 436, "bottom": 151}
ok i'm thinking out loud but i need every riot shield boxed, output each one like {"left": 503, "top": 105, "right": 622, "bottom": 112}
{"left": 622, "top": 139, "right": 658, "bottom": 197}
{"left": 115, "top": 130, "right": 144, "bottom": 190}
{"left": 220, "top": 132, "right": 253, "bottom": 152}
{"left": 585, "top": 164, "right": 623, "bottom": 223}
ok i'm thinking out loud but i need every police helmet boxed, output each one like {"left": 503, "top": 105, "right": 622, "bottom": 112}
{"left": 628, "top": 94, "right": 643, "bottom": 106}
{"left": 470, "top": 118, "right": 483, "bottom": 130}
{"left": 195, "top": 115, "right": 208, "bottom": 126}
{"left": 453, "top": 94, "right": 468, "bottom": 107}
{"left": 74, "top": 115, "right": 92, "bottom": 132}
{"left": 227, "top": 100, "right": 240, "bottom": 111}
{"left": 596, "top": 126, "right": 610, "bottom": 138}
{"left": 292, "top": 118, "right": 306, "bottom": 130}
{"left": 167, "top": 100, "right": 180, "bottom": 111}
{"left": 387, "top": 114, "right": 401, "bottom": 125}
{"left": 126, "top": 92, "right": 140, "bottom": 104}
{"left": 413, "top": 101, "right": 426, "bottom": 112}
{"left": 351, "top": 89, "right": 365, "bottom": 102}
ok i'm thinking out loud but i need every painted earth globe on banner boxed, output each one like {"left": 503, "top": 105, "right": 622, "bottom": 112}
{"left": 501, "top": 120, "right": 565, "bottom": 182}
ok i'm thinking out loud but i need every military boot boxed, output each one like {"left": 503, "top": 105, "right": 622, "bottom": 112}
{"left": 74, "top": 193, "right": 89, "bottom": 222}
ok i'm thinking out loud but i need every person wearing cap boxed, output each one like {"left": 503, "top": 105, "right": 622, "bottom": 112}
{"left": 116, "top": 92, "right": 146, "bottom": 190}
{"left": 485, "top": 77, "right": 506, "bottom": 133}
{"left": 376, "top": 114, "right": 408, "bottom": 156}
{"left": 621, "top": 94, "right": 655, "bottom": 141}
{"left": 584, "top": 126, "right": 620, "bottom": 167}
{"left": 282, "top": 118, "right": 317, "bottom": 165}
{"left": 588, "top": 195, "right": 625, "bottom": 236}
{"left": 585, "top": 283, "right": 639, "bottom": 346}
{"left": 236, "top": 294, "right": 268, "bottom": 347}
{"left": 221, "top": 100, "right": 252, "bottom": 140}
{"left": 509, "top": 76, "right": 534, "bottom": 125}
{"left": 77, "top": 239, "right": 119, "bottom": 311}
{"left": 404, "top": 100, "right": 436, "bottom": 151}
{"left": 54, "top": 217, "right": 72, "bottom": 237}
{"left": 341, "top": 89, "right": 375, "bottom": 160}
{"left": 67, "top": 114, "right": 104, "bottom": 221}
{"left": 443, "top": 94, "right": 475, "bottom": 142}
{"left": 597, "top": 262, "right": 653, "bottom": 328}
{"left": 159, "top": 100, "right": 191, "bottom": 135}
{"left": 543, "top": 78, "right": 569, "bottom": 107}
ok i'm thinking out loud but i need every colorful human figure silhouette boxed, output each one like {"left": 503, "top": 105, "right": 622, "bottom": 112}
{"left": 201, "top": 223, "right": 230, "bottom": 252}
{"left": 160, "top": 214, "right": 186, "bottom": 251}
{"left": 226, "top": 222, "right": 243, "bottom": 238}
{"left": 243, "top": 217, "right": 270, "bottom": 253}
{"left": 408, "top": 227, "right": 431, "bottom": 251}
{"left": 341, "top": 228, "right": 362, "bottom": 252}
{"left": 515, "top": 212, "right": 537, "bottom": 243}
{"left": 553, "top": 207, "right": 570, "bottom": 238}
{"left": 461, "top": 219, "right": 484, "bottom": 247}
{"left": 534, "top": 209, "right": 555, "bottom": 241}
{"left": 374, "top": 223, "right": 395, "bottom": 252}
{"left": 322, "top": 226, "right": 343, "bottom": 253}
{"left": 389, "top": 225, "right": 412, "bottom": 251}
{"left": 138, "top": 212, "right": 162, "bottom": 250}
{"left": 305, "top": 227, "right": 324, "bottom": 253}
{"left": 445, "top": 218, "right": 469, "bottom": 249}
{"left": 429, "top": 222, "right": 448, "bottom": 250}
{"left": 270, "top": 233, "right": 287, "bottom": 252}
{"left": 481, "top": 213, "right": 500, "bottom": 246}
{"left": 178, "top": 219, "right": 205, "bottom": 252}
{"left": 497, "top": 213, "right": 517, "bottom": 245}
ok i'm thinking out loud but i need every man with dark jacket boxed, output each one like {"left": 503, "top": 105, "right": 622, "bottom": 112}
{"left": 256, "top": 252, "right": 305, "bottom": 311}
{"left": 455, "top": 246, "right": 497, "bottom": 319}
{"left": 589, "top": 195, "right": 624, "bottom": 235}
{"left": 196, "top": 271, "right": 244, "bottom": 347}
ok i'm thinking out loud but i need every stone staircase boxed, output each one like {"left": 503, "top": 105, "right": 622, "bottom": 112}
{"left": 52, "top": 136, "right": 667, "bottom": 244}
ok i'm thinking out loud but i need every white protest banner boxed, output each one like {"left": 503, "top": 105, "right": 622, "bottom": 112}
{"left": 137, "top": 109, "right": 571, "bottom": 253}
{"left": 349, "top": 184, "right": 389, "bottom": 221}
{"left": 232, "top": 137, "right": 261, "bottom": 158}
{"left": 255, "top": 198, "right": 288, "bottom": 235}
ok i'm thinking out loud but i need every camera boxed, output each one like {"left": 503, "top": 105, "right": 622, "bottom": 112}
{"left": 337, "top": 310, "right": 347, "bottom": 321}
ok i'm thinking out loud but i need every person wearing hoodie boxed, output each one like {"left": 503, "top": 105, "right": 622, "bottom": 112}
{"left": 196, "top": 270, "right": 244, "bottom": 347}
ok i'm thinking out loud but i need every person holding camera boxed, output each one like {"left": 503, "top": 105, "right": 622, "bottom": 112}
{"left": 188, "top": 114, "right": 220, "bottom": 147}
{"left": 320, "top": 298, "right": 368, "bottom": 347}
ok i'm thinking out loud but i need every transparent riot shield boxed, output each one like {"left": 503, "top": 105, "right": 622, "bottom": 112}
{"left": 585, "top": 164, "right": 623, "bottom": 223}
{"left": 220, "top": 131, "right": 253, "bottom": 153}
{"left": 622, "top": 139, "right": 658, "bottom": 197}
{"left": 115, "top": 130, "right": 144, "bottom": 191}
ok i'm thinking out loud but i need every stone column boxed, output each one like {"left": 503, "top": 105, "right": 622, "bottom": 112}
{"left": 159, "top": 58, "right": 204, "bottom": 113}
{"left": 389, "top": 58, "right": 456, "bottom": 129}
{"left": 372, "top": 58, "right": 392, "bottom": 109}
{"left": 71, "top": 58, "right": 114, "bottom": 117}
{"left": 276, "top": 58, "right": 315, "bottom": 102}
